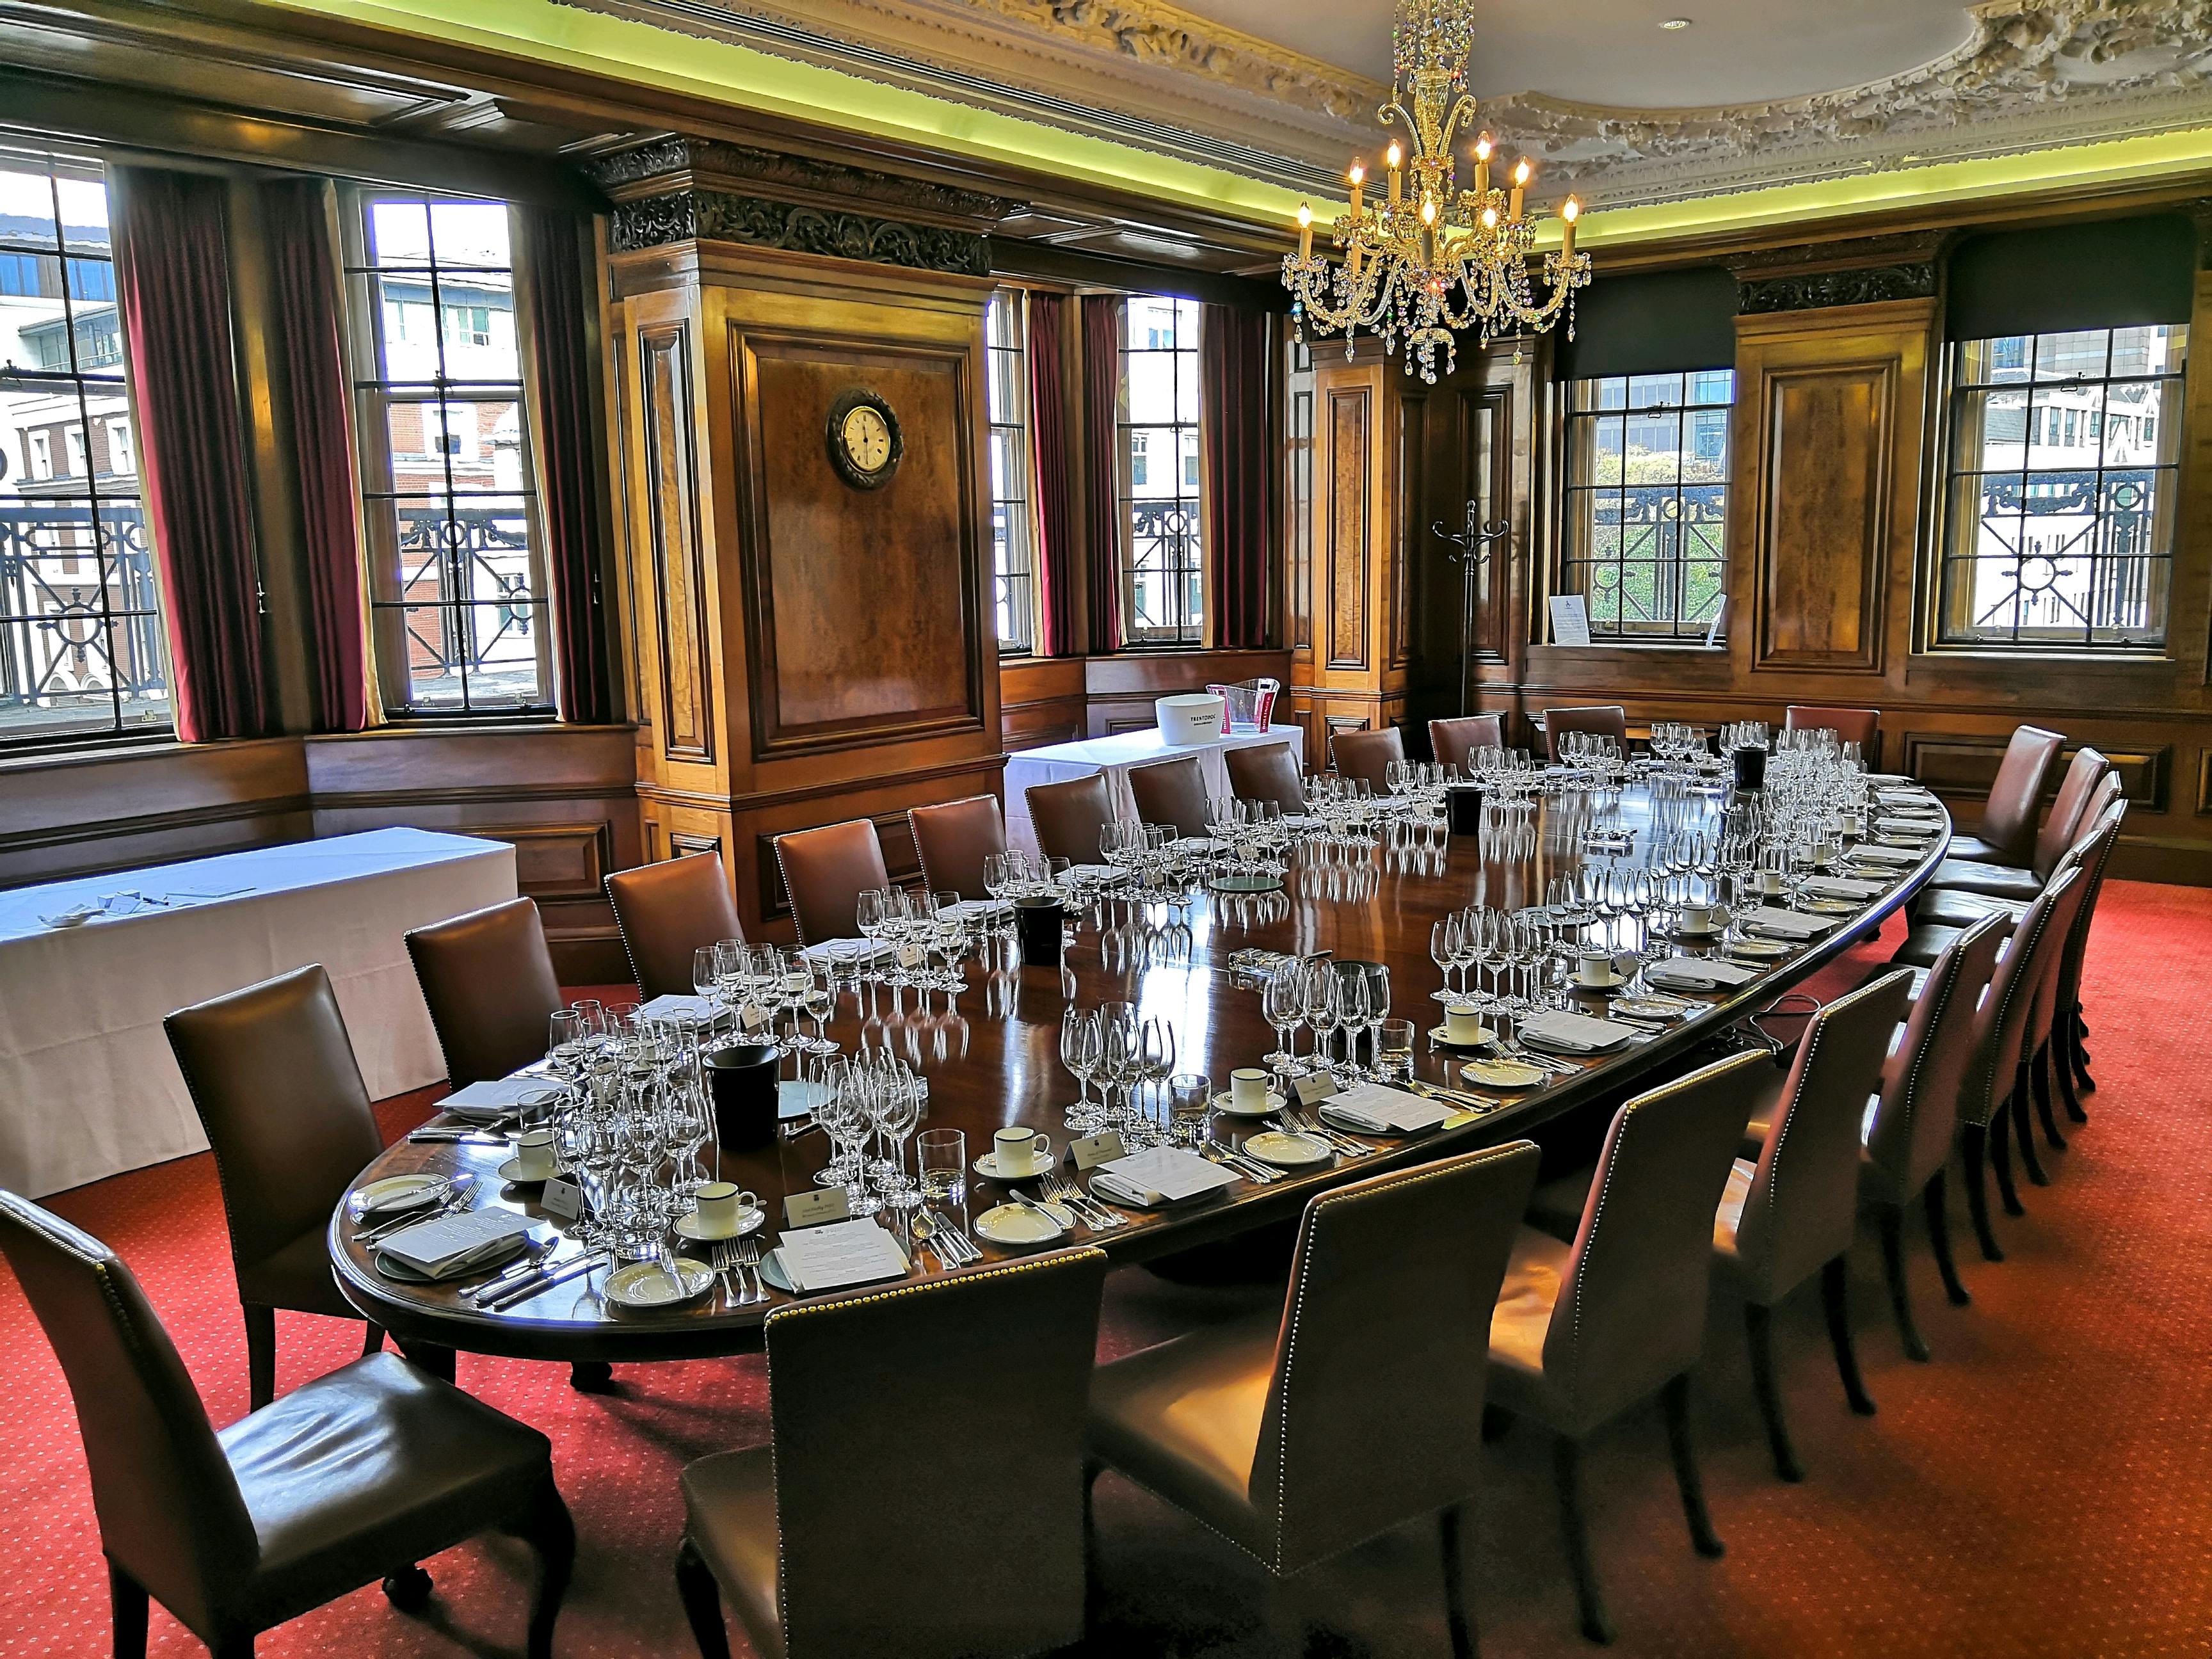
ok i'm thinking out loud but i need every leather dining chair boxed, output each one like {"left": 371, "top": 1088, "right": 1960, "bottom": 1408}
{"left": 907, "top": 795, "right": 1007, "bottom": 901}
{"left": 605, "top": 851, "right": 745, "bottom": 998}
{"left": 405, "top": 897, "right": 563, "bottom": 1087}
{"left": 677, "top": 1247, "right": 1107, "bottom": 1659}
{"left": 1088, "top": 1142, "right": 1541, "bottom": 1659}
{"left": 773, "top": 819, "right": 890, "bottom": 947}
{"left": 1330, "top": 725, "right": 1404, "bottom": 789}
{"left": 0, "top": 1191, "right": 575, "bottom": 1659}
{"left": 164, "top": 965, "right": 384, "bottom": 1411}
{"left": 1931, "top": 746, "right": 2108, "bottom": 898}
{"left": 1784, "top": 705, "right": 1880, "bottom": 757}
{"left": 1027, "top": 773, "right": 1116, "bottom": 867}
{"left": 1223, "top": 739, "right": 1306, "bottom": 812}
{"left": 1487, "top": 1052, "right": 1767, "bottom": 1642}
{"left": 1943, "top": 723, "right": 2066, "bottom": 867}
{"left": 1541, "top": 705, "right": 1627, "bottom": 761}
{"left": 2046, "top": 799, "right": 2129, "bottom": 1123}
{"left": 1428, "top": 712, "right": 1504, "bottom": 771}
{"left": 1126, "top": 754, "right": 1212, "bottom": 837}
{"left": 1914, "top": 773, "right": 2120, "bottom": 933}
{"left": 1861, "top": 914, "right": 2008, "bottom": 1363}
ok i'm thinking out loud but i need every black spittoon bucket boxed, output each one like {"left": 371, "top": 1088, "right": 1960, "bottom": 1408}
{"left": 706, "top": 1043, "right": 780, "bottom": 1150}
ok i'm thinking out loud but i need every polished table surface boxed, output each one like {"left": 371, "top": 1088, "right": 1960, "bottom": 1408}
{"left": 333, "top": 787, "right": 1949, "bottom": 1362}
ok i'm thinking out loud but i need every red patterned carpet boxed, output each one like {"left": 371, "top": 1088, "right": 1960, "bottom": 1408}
{"left": 3, "top": 879, "right": 2208, "bottom": 1658}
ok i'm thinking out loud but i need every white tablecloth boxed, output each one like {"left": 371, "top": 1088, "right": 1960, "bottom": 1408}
{"left": 1003, "top": 726, "right": 1306, "bottom": 858}
{"left": 0, "top": 828, "right": 517, "bottom": 1198}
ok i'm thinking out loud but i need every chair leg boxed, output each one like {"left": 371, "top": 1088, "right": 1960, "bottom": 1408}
{"left": 2071, "top": 1006, "right": 2096, "bottom": 1094}
{"left": 1549, "top": 1435, "right": 1614, "bottom": 1644}
{"left": 1924, "top": 1170, "right": 1971, "bottom": 1307}
{"left": 361, "top": 1322, "right": 384, "bottom": 1358}
{"left": 1439, "top": 1500, "right": 1479, "bottom": 1659}
{"left": 394, "top": 1338, "right": 458, "bottom": 1384}
{"left": 1960, "top": 1127, "right": 2005, "bottom": 1262}
{"left": 2011, "top": 1080, "right": 2049, "bottom": 1189}
{"left": 675, "top": 1537, "right": 733, "bottom": 1659}
{"left": 568, "top": 1361, "right": 615, "bottom": 1392}
{"left": 1989, "top": 1096, "right": 2026, "bottom": 1218}
{"left": 1877, "top": 1206, "right": 1930, "bottom": 1362}
{"left": 1660, "top": 1374, "right": 1724, "bottom": 1559}
{"left": 242, "top": 1304, "right": 275, "bottom": 1412}
{"left": 108, "top": 1559, "right": 148, "bottom": 1659}
{"left": 381, "top": 1564, "right": 433, "bottom": 1612}
{"left": 212, "top": 1642, "right": 255, "bottom": 1658}
{"left": 1743, "top": 1302, "right": 1803, "bottom": 1482}
{"left": 1822, "top": 1256, "right": 1877, "bottom": 1416}
{"left": 2055, "top": 1018, "right": 2088, "bottom": 1125}
{"left": 2031, "top": 1043, "right": 2067, "bottom": 1153}
{"left": 1480, "top": 1403, "right": 1516, "bottom": 1443}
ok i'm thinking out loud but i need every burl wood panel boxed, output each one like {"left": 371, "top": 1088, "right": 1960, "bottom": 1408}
{"left": 639, "top": 323, "right": 714, "bottom": 762}
{"left": 739, "top": 332, "right": 983, "bottom": 753}
{"left": 1327, "top": 385, "right": 1370, "bottom": 670}
{"left": 1754, "top": 362, "right": 1893, "bottom": 673}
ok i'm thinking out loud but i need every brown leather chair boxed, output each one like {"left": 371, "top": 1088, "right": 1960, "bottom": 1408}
{"left": 1914, "top": 773, "right": 2120, "bottom": 937}
{"left": 1784, "top": 705, "right": 1880, "bottom": 757}
{"left": 1026, "top": 773, "right": 1116, "bottom": 867}
{"left": 1861, "top": 914, "right": 2008, "bottom": 1363}
{"left": 907, "top": 796, "right": 1007, "bottom": 901}
{"left": 2047, "top": 798, "right": 2129, "bottom": 1123}
{"left": 677, "top": 1247, "right": 1107, "bottom": 1659}
{"left": 1941, "top": 723, "right": 2065, "bottom": 867}
{"left": 164, "top": 965, "right": 384, "bottom": 1411}
{"left": 405, "top": 897, "right": 563, "bottom": 1088}
{"left": 0, "top": 1191, "right": 573, "bottom": 1659}
{"left": 1330, "top": 724, "right": 1404, "bottom": 789}
{"left": 605, "top": 852, "right": 745, "bottom": 998}
{"left": 1428, "top": 712, "right": 1504, "bottom": 771}
{"left": 1223, "top": 739, "right": 1306, "bottom": 812}
{"left": 1089, "top": 1142, "right": 1539, "bottom": 1655}
{"left": 1487, "top": 1052, "right": 1767, "bottom": 1642}
{"left": 1932, "top": 745, "right": 2107, "bottom": 897}
{"left": 772, "top": 819, "right": 890, "bottom": 947}
{"left": 1541, "top": 704, "right": 1627, "bottom": 760}
{"left": 1126, "top": 754, "right": 1211, "bottom": 837}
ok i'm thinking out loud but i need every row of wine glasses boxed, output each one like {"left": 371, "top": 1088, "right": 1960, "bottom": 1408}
{"left": 1059, "top": 1002, "right": 1179, "bottom": 1144}
{"left": 1255, "top": 959, "right": 1399, "bottom": 1084}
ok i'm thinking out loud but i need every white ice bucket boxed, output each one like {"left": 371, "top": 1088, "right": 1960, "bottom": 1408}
{"left": 1155, "top": 694, "right": 1226, "bottom": 745}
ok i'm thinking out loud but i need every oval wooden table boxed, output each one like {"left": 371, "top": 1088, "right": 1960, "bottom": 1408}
{"left": 334, "top": 785, "right": 1950, "bottom": 1364}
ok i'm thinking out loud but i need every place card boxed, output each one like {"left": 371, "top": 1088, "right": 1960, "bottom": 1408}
{"left": 1068, "top": 1130, "right": 1126, "bottom": 1171}
{"left": 540, "top": 1178, "right": 588, "bottom": 1223}
{"left": 774, "top": 1217, "right": 909, "bottom": 1293}
{"left": 1317, "top": 1081, "right": 1452, "bottom": 1134}
{"left": 1093, "top": 1146, "right": 1240, "bottom": 1207}
{"left": 1293, "top": 1071, "right": 1341, "bottom": 1106}
{"left": 739, "top": 1003, "right": 769, "bottom": 1032}
{"left": 1644, "top": 954, "right": 1763, "bottom": 991}
{"left": 783, "top": 1188, "right": 849, "bottom": 1230}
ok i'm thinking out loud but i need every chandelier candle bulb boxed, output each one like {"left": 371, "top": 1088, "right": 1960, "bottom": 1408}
{"left": 1297, "top": 202, "right": 1313, "bottom": 262}
{"left": 1509, "top": 157, "right": 1530, "bottom": 222}
{"left": 1348, "top": 161, "right": 1365, "bottom": 218}
{"left": 1560, "top": 196, "right": 1579, "bottom": 259}
{"left": 1388, "top": 141, "right": 1404, "bottom": 204}
{"left": 1473, "top": 131, "right": 1492, "bottom": 198}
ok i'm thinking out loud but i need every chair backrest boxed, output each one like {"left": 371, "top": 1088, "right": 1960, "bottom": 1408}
{"left": 2032, "top": 746, "right": 2109, "bottom": 878}
{"left": 2054, "top": 796, "right": 2128, "bottom": 1022}
{"left": 1543, "top": 1050, "right": 1771, "bottom": 1426}
{"left": 1224, "top": 740, "right": 1305, "bottom": 812}
{"left": 773, "top": 820, "right": 890, "bottom": 947}
{"left": 405, "top": 897, "right": 564, "bottom": 1086}
{"left": 2027, "top": 815, "right": 2113, "bottom": 1042}
{"left": 0, "top": 1192, "right": 256, "bottom": 1640}
{"left": 1962, "top": 864, "right": 2083, "bottom": 1127}
{"left": 605, "top": 853, "right": 744, "bottom": 999}
{"left": 1866, "top": 912, "right": 2009, "bottom": 1201}
{"left": 1735, "top": 970, "right": 1918, "bottom": 1297}
{"left": 907, "top": 796, "right": 1007, "bottom": 902}
{"left": 1331, "top": 725, "right": 1404, "bottom": 789}
{"left": 1025, "top": 773, "right": 1115, "bottom": 867}
{"left": 1428, "top": 713, "right": 1504, "bottom": 771}
{"left": 1126, "top": 755, "right": 1211, "bottom": 838}
{"left": 1254, "top": 1141, "right": 1538, "bottom": 1575}
{"left": 765, "top": 1247, "right": 1107, "bottom": 1658}
{"left": 1542, "top": 705, "right": 1627, "bottom": 760}
{"left": 1784, "top": 705, "right": 1879, "bottom": 755}
{"left": 1976, "top": 725, "right": 2066, "bottom": 864}
{"left": 164, "top": 965, "right": 383, "bottom": 1284}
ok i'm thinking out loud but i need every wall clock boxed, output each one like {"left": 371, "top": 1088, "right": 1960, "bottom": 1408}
{"left": 826, "top": 388, "right": 902, "bottom": 490}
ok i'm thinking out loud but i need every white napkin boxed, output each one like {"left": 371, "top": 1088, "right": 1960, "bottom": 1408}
{"left": 1518, "top": 1011, "right": 1640, "bottom": 1052}
{"left": 1848, "top": 844, "right": 1919, "bottom": 865}
{"left": 1317, "top": 1081, "right": 1452, "bottom": 1134}
{"left": 1093, "top": 1146, "right": 1240, "bottom": 1207}
{"left": 635, "top": 993, "right": 716, "bottom": 1021}
{"left": 442, "top": 1078, "right": 564, "bottom": 1121}
{"left": 799, "top": 938, "right": 893, "bottom": 966}
{"left": 1738, "top": 906, "right": 1837, "bottom": 939}
{"left": 1799, "top": 874, "right": 1885, "bottom": 901}
{"left": 1644, "top": 955, "right": 1764, "bottom": 991}
{"left": 773, "top": 1218, "right": 911, "bottom": 1293}
{"left": 380, "top": 1209, "right": 536, "bottom": 1281}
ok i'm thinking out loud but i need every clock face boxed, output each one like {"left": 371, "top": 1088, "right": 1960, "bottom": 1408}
{"left": 842, "top": 405, "right": 893, "bottom": 474}
{"left": 827, "top": 390, "right": 901, "bottom": 490}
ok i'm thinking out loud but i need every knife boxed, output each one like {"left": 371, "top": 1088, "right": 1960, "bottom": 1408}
{"left": 481, "top": 1250, "right": 606, "bottom": 1311}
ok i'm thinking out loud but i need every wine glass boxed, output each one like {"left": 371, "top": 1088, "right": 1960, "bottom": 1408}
{"left": 1060, "top": 1008, "right": 1103, "bottom": 1132}
{"left": 1262, "top": 967, "right": 1304, "bottom": 1077}
{"left": 1334, "top": 971, "right": 1372, "bottom": 1079}
{"left": 1304, "top": 963, "right": 1341, "bottom": 1075}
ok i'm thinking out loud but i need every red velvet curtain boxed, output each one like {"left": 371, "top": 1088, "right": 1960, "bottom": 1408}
{"left": 1080, "top": 294, "right": 1124, "bottom": 655}
{"left": 517, "top": 206, "right": 613, "bottom": 725}
{"left": 1025, "top": 292, "right": 1077, "bottom": 657}
{"left": 110, "top": 166, "right": 270, "bottom": 743}
{"left": 262, "top": 179, "right": 368, "bottom": 733}
{"left": 1201, "top": 305, "right": 1274, "bottom": 650}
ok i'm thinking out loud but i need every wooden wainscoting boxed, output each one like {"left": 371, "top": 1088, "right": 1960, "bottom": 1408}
{"left": 1000, "top": 657, "right": 1087, "bottom": 751}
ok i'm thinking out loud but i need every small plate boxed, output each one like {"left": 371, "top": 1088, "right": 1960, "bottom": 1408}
{"left": 1459, "top": 1058, "right": 1544, "bottom": 1089}
{"left": 1242, "top": 1130, "right": 1333, "bottom": 1168}
{"left": 975, "top": 1203, "right": 1065, "bottom": 1246}
{"left": 758, "top": 1249, "right": 796, "bottom": 1294}
{"left": 1726, "top": 937, "right": 1793, "bottom": 960}
{"left": 1427, "top": 1024, "right": 1496, "bottom": 1051}
{"left": 351, "top": 1174, "right": 450, "bottom": 1219}
{"left": 1210, "top": 1087, "right": 1288, "bottom": 1119}
{"left": 1669, "top": 919, "right": 1726, "bottom": 938}
{"left": 1612, "top": 997, "right": 1686, "bottom": 1021}
{"left": 605, "top": 1258, "right": 715, "bottom": 1310}
{"left": 674, "top": 1208, "right": 765, "bottom": 1243}
{"left": 974, "top": 1150, "right": 1055, "bottom": 1181}
{"left": 1568, "top": 972, "right": 1628, "bottom": 992}
{"left": 497, "top": 1158, "right": 555, "bottom": 1187}
{"left": 1802, "top": 897, "right": 1858, "bottom": 915}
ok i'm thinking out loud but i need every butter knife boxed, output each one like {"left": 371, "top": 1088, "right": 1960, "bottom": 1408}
{"left": 481, "top": 1250, "right": 606, "bottom": 1311}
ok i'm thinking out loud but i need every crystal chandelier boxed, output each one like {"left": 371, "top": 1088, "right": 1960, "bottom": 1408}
{"left": 1281, "top": 0, "right": 1592, "bottom": 383}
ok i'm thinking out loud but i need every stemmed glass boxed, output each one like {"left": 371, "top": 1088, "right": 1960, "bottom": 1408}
{"left": 1334, "top": 971, "right": 1372, "bottom": 1078}
{"left": 1135, "top": 1016, "right": 1174, "bottom": 1146}
{"left": 1262, "top": 967, "right": 1304, "bottom": 1077}
{"left": 1431, "top": 915, "right": 1462, "bottom": 1002}
{"left": 873, "top": 1068, "right": 922, "bottom": 1209}
{"left": 1304, "top": 964, "right": 1342, "bottom": 1076}
{"left": 1060, "top": 1007, "right": 1103, "bottom": 1132}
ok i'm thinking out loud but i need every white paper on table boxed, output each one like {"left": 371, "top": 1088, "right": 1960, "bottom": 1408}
{"left": 774, "top": 1218, "right": 911, "bottom": 1293}
{"left": 1848, "top": 846, "right": 1919, "bottom": 865}
{"left": 381, "top": 1208, "right": 537, "bottom": 1279}
{"left": 1645, "top": 955, "right": 1764, "bottom": 991}
{"left": 1519, "top": 1011, "right": 1640, "bottom": 1051}
{"left": 1548, "top": 594, "right": 1593, "bottom": 647}
{"left": 637, "top": 993, "right": 718, "bottom": 1021}
{"left": 1317, "top": 1081, "right": 1453, "bottom": 1134}
{"left": 1094, "top": 1146, "right": 1240, "bottom": 1205}
{"left": 1738, "top": 906, "right": 1838, "bottom": 938}
{"left": 1799, "top": 875, "right": 1886, "bottom": 901}
{"left": 442, "top": 1078, "right": 566, "bottom": 1118}
{"left": 799, "top": 938, "right": 894, "bottom": 966}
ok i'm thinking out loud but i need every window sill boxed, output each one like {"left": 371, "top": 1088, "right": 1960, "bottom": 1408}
{"left": 1907, "top": 648, "right": 2172, "bottom": 672}
{"left": 1530, "top": 640, "right": 1728, "bottom": 654}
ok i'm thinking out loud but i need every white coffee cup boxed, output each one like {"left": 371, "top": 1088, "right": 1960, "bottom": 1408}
{"left": 1837, "top": 813, "right": 1866, "bottom": 837}
{"left": 1230, "top": 1068, "right": 1271, "bottom": 1109}
{"left": 1680, "top": 902, "right": 1723, "bottom": 933}
{"left": 1575, "top": 953, "right": 1617, "bottom": 987}
{"left": 692, "top": 1181, "right": 760, "bottom": 1237}
{"left": 512, "top": 1129, "right": 558, "bottom": 1180}
{"left": 1444, "top": 1004, "right": 1487, "bottom": 1045}
{"left": 993, "top": 1126, "right": 1052, "bottom": 1175}
{"left": 1755, "top": 869, "right": 1788, "bottom": 895}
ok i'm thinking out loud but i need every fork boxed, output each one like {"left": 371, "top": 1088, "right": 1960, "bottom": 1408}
{"left": 1042, "top": 1172, "right": 1121, "bottom": 1230}
{"left": 710, "top": 1237, "right": 741, "bottom": 1304}
{"left": 732, "top": 1238, "right": 765, "bottom": 1302}
{"left": 1283, "top": 1109, "right": 1370, "bottom": 1157}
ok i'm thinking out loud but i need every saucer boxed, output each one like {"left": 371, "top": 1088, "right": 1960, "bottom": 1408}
{"left": 1427, "top": 1024, "right": 1496, "bottom": 1052}
{"left": 1210, "top": 1087, "right": 1288, "bottom": 1119}
{"left": 605, "top": 1258, "right": 716, "bottom": 1310}
{"left": 1612, "top": 997, "right": 1687, "bottom": 1021}
{"left": 1670, "top": 919, "right": 1726, "bottom": 938}
{"left": 1458, "top": 1058, "right": 1544, "bottom": 1089}
{"left": 1725, "top": 938, "right": 1792, "bottom": 961}
{"left": 675, "top": 1208, "right": 765, "bottom": 1243}
{"left": 1242, "top": 1130, "right": 1333, "bottom": 1169}
{"left": 497, "top": 1158, "right": 556, "bottom": 1187}
{"left": 1570, "top": 972, "right": 1627, "bottom": 992}
{"left": 975, "top": 1150, "right": 1055, "bottom": 1180}
{"left": 351, "top": 1174, "right": 450, "bottom": 1219}
{"left": 975, "top": 1203, "right": 1064, "bottom": 1246}
{"left": 1802, "top": 897, "right": 1858, "bottom": 915}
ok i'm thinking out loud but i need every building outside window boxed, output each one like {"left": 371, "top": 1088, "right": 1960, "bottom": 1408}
{"left": 1119, "top": 294, "right": 1203, "bottom": 645}
{"left": 1559, "top": 369, "right": 1733, "bottom": 641}
{"left": 1939, "top": 325, "right": 2184, "bottom": 649}
{"left": 344, "top": 193, "right": 551, "bottom": 715}
{"left": 0, "top": 147, "right": 168, "bottom": 748}
{"left": 984, "top": 289, "right": 1036, "bottom": 653}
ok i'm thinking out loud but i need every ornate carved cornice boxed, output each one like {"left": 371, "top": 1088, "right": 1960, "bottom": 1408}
{"left": 585, "top": 136, "right": 1020, "bottom": 227}
{"left": 609, "top": 186, "right": 991, "bottom": 275}
{"left": 1727, "top": 230, "right": 1946, "bottom": 313}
